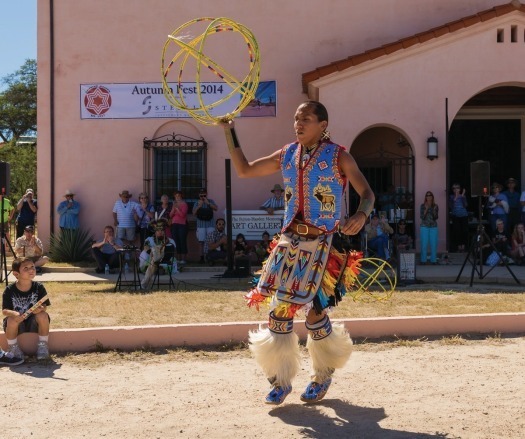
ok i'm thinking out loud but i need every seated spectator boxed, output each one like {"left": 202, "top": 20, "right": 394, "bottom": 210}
{"left": 233, "top": 233, "right": 257, "bottom": 265}
{"left": 91, "top": 225, "right": 123, "bottom": 273}
{"left": 492, "top": 218, "right": 511, "bottom": 257}
{"left": 205, "top": 218, "right": 228, "bottom": 265}
{"left": 139, "top": 220, "right": 176, "bottom": 289}
{"left": 254, "top": 231, "right": 271, "bottom": 263}
{"left": 392, "top": 220, "right": 413, "bottom": 252}
{"left": 2, "top": 257, "right": 51, "bottom": 360}
{"left": 14, "top": 226, "right": 49, "bottom": 273}
{"left": 510, "top": 223, "right": 525, "bottom": 265}
{"left": 364, "top": 214, "right": 393, "bottom": 260}
{"left": 260, "top": 184, "right": 285, "bottom": 215}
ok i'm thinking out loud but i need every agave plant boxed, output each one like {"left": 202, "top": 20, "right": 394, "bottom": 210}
{"left": 49, "top": 228, "right": 94, "bottom": 263}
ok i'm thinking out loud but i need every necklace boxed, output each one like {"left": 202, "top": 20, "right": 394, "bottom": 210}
{"left": 301, "top": 142, "right": 319, "bottom": 167}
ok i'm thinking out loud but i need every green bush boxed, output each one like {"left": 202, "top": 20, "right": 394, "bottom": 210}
{"left": 49, "top": 228, "right": 94, "bottom": 263}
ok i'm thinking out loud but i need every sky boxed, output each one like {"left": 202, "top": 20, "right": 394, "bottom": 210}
{"left": 0, "top": 0, "right": 37, "bottom": 89}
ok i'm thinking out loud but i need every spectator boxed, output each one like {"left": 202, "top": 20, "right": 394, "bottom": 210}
{"left": 139, "top": 220, "right": 176, "bottom": 289}
{"left": 2, "top": 257, "right": 51, "bottom": 360}
{"left": 112, "top": 190, "right": 138, "bottom": 247}
{"left": 56, "top": 189, "right": 80, "bottom": 230}
{"left": 15, "top": 188, "right": 37, "bottom": 238}
{"left": 378, "top": 184, "right": 397, "bottom": 215}
{"left": 510, "top": 222, "right": 525, "bottom": 265}
{"left": 521, "top": 187, "right": 525, "bottom": 224}
{"left": 260, "top": 184, "right": 285, "bottom": 214}
{"left": 392, "top": 219, "right": 413, "bottom": 252}
{"left": 156, "top": 194, "right": 172, "bottom": 237}
{"left": 233, "top": 232, "right": 257, "bottom": 265}
{"left": 193, "top": 188, "right": 218, "bottom": 263}
{"left": 449, "top": 183, "right": 468, "bottom": 252}
{"left": 486, "top": 218, "right": 512, "bottom": 266}
{"left": 91, "top": 225, "right": 123, "bottom": 273}
{"left": 364, "top": 213, "right": 393, "bottom": 260}
{"left": 205, "top": 218, "right": 228, "bottom": 265}
{"left": 254, "top": 231, "right": 271, "bottom": 263}
{"left": 0, "top": 192, "right": 14, "bottom": 247}
{"left": 14, "top": 225, "right": 49, "bottom": 273}
{"left": 170, "top": 191, "right": 188, "bottom": 265}
{"left": 134, "top": 193, "right": 155, "bottom": 249}
{"left": 487, "top": 182, "right": 508, "bottom": 234}
{"left": 503, "top": 178, "right": 521, "bottom": 233}
{"left": 420, "top": 191, "right": 439, "bottom": 265}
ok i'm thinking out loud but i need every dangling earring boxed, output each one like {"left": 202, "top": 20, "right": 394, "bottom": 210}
{"left": 321, "top": 130, "right": 331, "bottom": 141}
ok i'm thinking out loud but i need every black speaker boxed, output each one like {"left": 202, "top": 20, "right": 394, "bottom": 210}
{"left": 0, "top": 161, "right": 10, "bottom": 196}
{"left": 470, "top": 161, "right": 490, "bottom": 197}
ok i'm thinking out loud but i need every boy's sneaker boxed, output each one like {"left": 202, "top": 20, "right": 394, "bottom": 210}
{"left": 36, "top": 341, "right": 50, "bottom": 360}
{"left": 9, "top": 343, "right": 24, "bottom": 359}
{"left": 0, "top": 350, "right": 24, "bottom": 366}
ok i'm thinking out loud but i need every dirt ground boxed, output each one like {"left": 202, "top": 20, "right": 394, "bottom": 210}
{"left": 2, "top": 336, "right": 524, "bottom": 439}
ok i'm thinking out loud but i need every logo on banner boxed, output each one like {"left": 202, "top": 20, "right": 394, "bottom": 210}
{"left": 83, "top": 85, "right": 112, "bottom": 116}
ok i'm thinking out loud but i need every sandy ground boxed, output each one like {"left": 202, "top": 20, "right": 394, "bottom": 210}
{"left": 2, "top": 337, "right": 524, "bottom": 439}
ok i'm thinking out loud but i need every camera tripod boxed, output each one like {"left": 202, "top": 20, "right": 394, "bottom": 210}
{"left": 455, "top": 196, "right": 519, "bottom": 286}
{"left": 0, "top": 191, "right": 15, "bottom": 285}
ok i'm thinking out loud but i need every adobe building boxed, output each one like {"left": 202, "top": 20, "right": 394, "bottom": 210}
{"left": 37, "top": 0, "right": 525, "bottom": 259}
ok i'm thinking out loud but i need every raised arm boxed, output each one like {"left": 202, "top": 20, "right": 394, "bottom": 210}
{"left": 222, "top": 121, "right": 281, "bottom": 178}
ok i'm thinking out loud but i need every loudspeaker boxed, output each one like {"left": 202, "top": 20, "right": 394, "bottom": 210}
{"left": 0, "top": 161, "right": 10, "bottom": 196}
{"left": 470, "top": 161, "right": 490, "bottom": 197}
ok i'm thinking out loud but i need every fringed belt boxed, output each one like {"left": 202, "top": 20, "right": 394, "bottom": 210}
{"left": 285, "top": 220, "right": 325, "bottom": 240}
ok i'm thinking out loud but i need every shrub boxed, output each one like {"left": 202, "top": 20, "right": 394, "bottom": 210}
{"left": 49, "top": 228, "right": 94, "bottom": 262}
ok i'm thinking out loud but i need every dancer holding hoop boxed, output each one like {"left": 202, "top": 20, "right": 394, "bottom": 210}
{"left": 222, "top": 101, "right": 375, "bottom": 404}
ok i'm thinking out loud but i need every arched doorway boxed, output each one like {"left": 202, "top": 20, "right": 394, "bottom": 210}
{"left": 448, "top": 85, "right": 525, "bottom": 247}
{"left": 350, "top": 126, "right": 415, "bottom": 236}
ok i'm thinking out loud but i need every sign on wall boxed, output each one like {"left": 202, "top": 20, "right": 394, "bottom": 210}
{"left": 229, "top": 210, "right": 283, "bottom": 241}
{"left": 80, "top": 81, "right": 276, "bottom": 120}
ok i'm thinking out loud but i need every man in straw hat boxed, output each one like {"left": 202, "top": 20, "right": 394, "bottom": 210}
{"left": 56, "top": 189, "right": 80, "bottom": 230}
{"left": 259, "top": 183, "right": 285, "bottom": 214}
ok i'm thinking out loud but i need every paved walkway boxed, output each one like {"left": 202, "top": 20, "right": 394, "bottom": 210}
{"left": 2, "top": 252, "right": 523, "bottom": 290}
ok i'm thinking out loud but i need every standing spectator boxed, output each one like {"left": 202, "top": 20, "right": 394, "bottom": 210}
{"left": 134, "top": 193, "right": 155, "bottom": 249}
{"left": 378, "top": 184, "right": 397, "bottom": 216}
{"left": 56, "top": 189, "right": 80, "bottom": 230}
{"left": 449, "top": 183, "right": 468, "bottom": 252}
{"left": 487, "top": 182, "right": 508, "bottom": 234}
{"left": 259, "top": 184, "right": 285, "bottom": 214}
{"left": 420, "top": 191, "right": 439, "bottom": 265}
{"left": 205, "top": 218, "right": 228, "bottom": 265}
{"left": 112, "top": 190, "right": 138, "bottom": 247}
{"left": 0, "top": 192, "right": 14, "bottom": 247}
{"left": 392, "top": 219, "right": 413, "bottom": 252}
{"left": 170, "top": 191, "right": 188, "bottom": 265}
{"left": 193, "top": 188, "right": 218, "bottom": 263}
{"left": 2, "top": 257, "right": 51, "bottom": 360}
{"left": 91, "top": 225, "right": 123, "bottom": 273}
{"left": 15, "top": 189, "right": 37, "bottom": 238}
{"left": 14, "top": 226, "right": 49, "bottom": 273}
{"left": 156, "top": 194, "right": 172, "bottom": 237}
{"left": 502, "top": 178, "right": 521, "bottom": 234}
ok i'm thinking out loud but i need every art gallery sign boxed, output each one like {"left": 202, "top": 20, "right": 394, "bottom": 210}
{"left": 228, "top": 210, "right": 284, "bottom": 241}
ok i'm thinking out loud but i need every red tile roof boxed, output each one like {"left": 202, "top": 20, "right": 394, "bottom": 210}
{"left": 302, "top": 2, "right": 525, "bottom": 93}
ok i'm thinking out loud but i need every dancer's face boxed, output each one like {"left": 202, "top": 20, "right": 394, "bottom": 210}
{"left": 294, "top": 104, "right": 327, "bottom": 148}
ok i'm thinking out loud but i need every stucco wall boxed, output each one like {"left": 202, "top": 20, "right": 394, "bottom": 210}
{"left": 37, "top": 0, "right": 514, "bottom": 253}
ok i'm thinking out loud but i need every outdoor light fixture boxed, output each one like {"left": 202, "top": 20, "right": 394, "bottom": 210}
{"left": 427, "top": 131, "right": 438, "bottom": 160}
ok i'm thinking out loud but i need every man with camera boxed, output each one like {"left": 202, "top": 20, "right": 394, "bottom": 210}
{"left": 192, "top": 188, "right": 217, "bottom": 263}
{"left": 15, "top": 189, "right": 38, "bottom": 238}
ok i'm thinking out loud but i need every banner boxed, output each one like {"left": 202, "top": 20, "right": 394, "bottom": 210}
{"left": 80, "top": 81, "right": 276, "bottom": 120}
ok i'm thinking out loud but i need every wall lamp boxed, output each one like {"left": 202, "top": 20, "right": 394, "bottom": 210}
{"left": 427, "top": 131, "right": 438, "bottom": 160}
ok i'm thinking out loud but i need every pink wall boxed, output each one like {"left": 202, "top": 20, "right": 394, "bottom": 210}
{"left": 37, "top": 0, "right": 517, "bottom": 253}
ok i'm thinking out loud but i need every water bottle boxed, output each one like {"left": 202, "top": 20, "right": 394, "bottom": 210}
{"left": 104, "top": 264, "right": 110, "bottom": 275}
{"left": 124, "top": 262, "right": 130, "bottom": 274}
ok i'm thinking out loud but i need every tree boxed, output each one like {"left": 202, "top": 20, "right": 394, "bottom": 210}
{"left": 0, "top": 59, "right": 37, "bottom": 142}
{"left": 0, "top": 143, "right": 37, "bottom": 202}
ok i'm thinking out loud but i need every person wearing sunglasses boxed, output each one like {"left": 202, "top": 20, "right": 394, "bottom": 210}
{"left": 192, "top": 188, "right": 218, "bottom": 263}
{"left": 449, "top": 183, "right": 468, "bottom": 252}
{"left": 420, "top": 191, "right": 439, "bottom": 264}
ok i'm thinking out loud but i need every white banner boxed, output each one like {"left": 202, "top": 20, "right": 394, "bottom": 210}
{"left": 80, "top": 81, "right": 276, "bottom": 120}
{"left": 228, "top": 210, "right": 283, "bottom": 241}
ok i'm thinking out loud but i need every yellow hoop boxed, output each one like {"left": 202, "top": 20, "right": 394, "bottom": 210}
{"left": 349, "top": 258, "right": 397, "bottom": 302}
{"left": 161, "top": 17, "right": 261, "bottom": 125}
